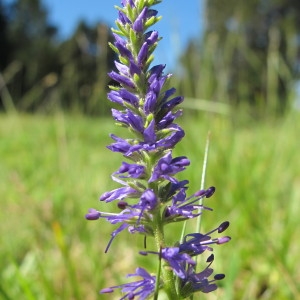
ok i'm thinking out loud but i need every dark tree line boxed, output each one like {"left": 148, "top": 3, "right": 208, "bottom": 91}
{"left": 2, "top": 0, "right": 300, "bottom": 116}
{"left": 178, "top": 0, "right": 300, "bottom": 116}
{"left": 0, "top": 0, "right": 116, "bottom": 114}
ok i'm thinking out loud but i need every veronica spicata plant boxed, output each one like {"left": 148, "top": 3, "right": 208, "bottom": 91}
{"left": 86, "top": 0, "right": 231, "bottom": 299}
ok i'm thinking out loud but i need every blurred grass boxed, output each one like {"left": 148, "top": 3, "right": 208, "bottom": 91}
{"left": 1, "top": 111, "right": 300, "bottom": 299}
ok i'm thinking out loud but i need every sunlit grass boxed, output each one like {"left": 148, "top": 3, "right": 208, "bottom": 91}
{"left": 1, "top": 112, "right": 300, "bottom": 299}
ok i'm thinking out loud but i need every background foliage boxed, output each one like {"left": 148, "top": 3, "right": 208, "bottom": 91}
{"left": 1, "top": 0, "right": 300, "bottom": 116}
{"left": 1, "top": 112, "right": 300, "bottom": 299}
{"left": 177, "top": 0, "right": 300, "bottom": 117}
{"left": 0, "top": 0, "right": 116, "bottom": 114}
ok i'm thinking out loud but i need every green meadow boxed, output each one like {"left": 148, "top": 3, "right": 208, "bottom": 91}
{"left": 1, "top": 111, "right": 300, "bottom": 299}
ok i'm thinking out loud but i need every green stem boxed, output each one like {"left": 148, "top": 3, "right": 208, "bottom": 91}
{"left": 153, "top": 249, "right": 161, "bottom": 300}
{"left": 195, "top": 132, "right": 210, "bottom": 257}
{"left": 152, "top": 210, "right": 179, "bottom": 300}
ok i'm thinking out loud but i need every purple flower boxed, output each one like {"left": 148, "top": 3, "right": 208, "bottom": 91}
{"left": 100, "top": 267, "right": 156, "bottom": 300}
{"left": 156, "top": 124, "right": 185, "bottom": 149}
{"left": 87, "top": 190, "right": 160, "bottom": 252}
{"left": 107, "top": 89, "right": 139, "bottom": 107}
{"left": 115, "top": 60, "right": 130, "bottom": 76}
{"left": 139, "top": 245, "right": 228, "bottom": 297}
{"left": 112, "top": 109, "right": 144, "bottom": 133}
{"left": 161, "top": 247, "right": 195, "bottom": 279}
{"left": 85, "top": 207, "right": 149, "bottom": 252}
{"left": 147, "top": 64, "right": 165, "bottom": 84}
{"left": 105, "top": 218, "right": 148, "bottom": 253}
{"left": 129, "top": 59, "right": 142, "bottom": 75}
{"left": 145, "top": 30, "right": 159, "bottom": 46}
{"left": 115, "top": 161, "right": 146, "bottom": 179}
{"left": 137, "top": 189, "right": 158, "bottom": 210}
{"left": 163, "top": 187, "right": 218, "bottom": 221}
{"left": 149, "top": 151, "right": 190, "bottom": 182}
{"left": 143, "top": 119, "right": 156, "bottom": 144}
{"left": 157, "top": 110, "right": 183, "bottom": 129}
{"left": 140, "top": 247, "right": 195, "bottom": 279}
{"left": 133, "top": 7, "right": 148, "bottom": 32}
{"left": 179, "top": 222, "right": 231, "bottom": 255}
{"left": 106, "top": 134, "right": 132, "bottom": 154}
{"left": 160, "top": 96, "right": 184, "bottom": 114}
{"left": 127, "top": 189, "right": 159, "bottom": 223}
{"left": 108, "top": 71, "right": 135, "bottom": 88}
{"left": 100, "top": 186, "right": 140, "bottom": 202}
{"left": 162, "top": 179, "right": 189, "bottom": 200}
{"left": 149, "top": 71, "right": 170, "bottom": 96}
{"left": 137, "top": 42, "right": 149, "bottom": 66}
{"left": 85, "top": 208, "right": 101, "bottom": 220}
{"left": 112, "top": 34, "right": 133, "bottom": 59}
{"left": 144, "top": 90, "right": 157, "bottom": 114}
{"left": 180, "top": 255, "right": 226, "bottom": 296}
{"left": 118, "top": 10, "right": 131, "bottom": 25}
{"left": 121, "top": 0, "right": 135, "bottom": 8}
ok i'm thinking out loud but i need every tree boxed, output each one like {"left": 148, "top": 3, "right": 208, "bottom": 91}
{"left": 1, "top": 0, "right": 59, "bottom": 111}
{"left": 57, "top": 20, "right": 116, "bottom": 114}
{"left": 179, "top": 0, "right": 300, "bottom": 116}
{"left": 0, "top": 0, "right": 11, "bottom": 70}
{"left": 0, "top": 0, "right": 116, "bottom": 114}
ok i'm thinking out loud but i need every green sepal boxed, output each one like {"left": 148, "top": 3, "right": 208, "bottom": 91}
{"left": 119, "top": 56, "right": 130, "bottom": 66}
{"left": 141, "top": 149, "right": 151, "bottom": 163}
{"left": 129, "top": 28, "right": 138, "bottom": 56}
{"left": 145, "top": 16, "right": 162, "bottom": 30}
{"left": 123, "top": 101, "right": 140, "bottom": 115}
{"left": 108, "top": 85, "right": 120, "bottom": 91}
{"left": 145, "top": 113, "right": 154, "bottom": 128}
{"left": 116, "top": 21, "right": 129, "bottom": 37}
{"left": 127, "top": 180, "right": 147, "bottom": 191}
{"left": 134, "top": 73, "right": 148, "bottom": 95}
{"left": 114, "top": 5, "right": 123, "bottom": 12}
{"left": 115, "top": 5, "right": 130, "bottom": 22}
{"left": 158, "top": 127, "right": 175, "bottom": 137}
{"left": 148, "top": 40, "right": 160, "bottom": 56}
{"left": 139, "top": 150, "right": 152, "bottom": 174}
{"left": 178, "top": 281, "right": 194, "bottom": 299}
{"left": 133, "top": 73, "right": 146, "bottom": 96}
{"left": 115, "top": 122, "right": 128, "bottom": 129}
{"left": 126, "top": 3, "right": 135, "bottom": 22}
{"left": 108, "top": 41, "right": 120, "bottom": 55}
{"left": 145, "top": 55, "right": 154, "bottom": 70}
{"left": 133, "top": 73, "right": 141, "bottom": 86}
{"left": 147, "top": 0, "right": 162, "bottom": 5}
{"left": 137, "top": 0, "right": 145, "bottom": 11}
{"left": 156, "top": 126, "right": 181, "bottom": 141}
{"left": 128, "top": 128, "right": 144, "bottom": 140}
{"left": 111, "top": 27, "right": 126, "bottom": 37}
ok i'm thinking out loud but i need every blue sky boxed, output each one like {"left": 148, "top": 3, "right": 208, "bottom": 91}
{"left": 42, "top": 0, "right": 204, "bottom": 70}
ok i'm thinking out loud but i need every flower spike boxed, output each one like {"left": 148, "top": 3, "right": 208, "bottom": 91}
{"left": 86, "top": 1, "right": 230, "bottom": 298}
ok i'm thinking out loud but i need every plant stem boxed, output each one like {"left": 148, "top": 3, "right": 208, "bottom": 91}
{"left": 153, "top": 210, "right": 179, "bottom": 300}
